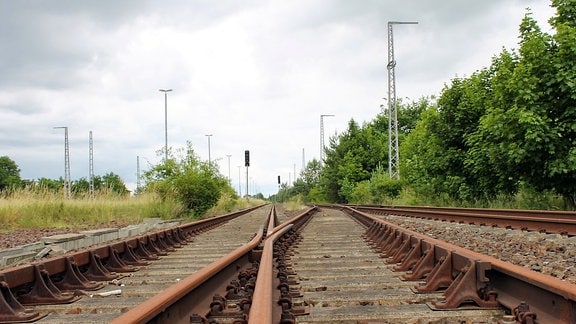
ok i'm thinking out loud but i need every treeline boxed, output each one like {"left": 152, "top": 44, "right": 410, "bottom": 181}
{"left": 0, "top": 155, "right": 129, "bottom": 197}
{"left": 274, "top": 2, "right": 576, "bottom": 210}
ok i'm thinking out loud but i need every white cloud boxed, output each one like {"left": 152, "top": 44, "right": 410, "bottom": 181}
{"left": 0, "top": 0, "right": 556, "bottom": 196}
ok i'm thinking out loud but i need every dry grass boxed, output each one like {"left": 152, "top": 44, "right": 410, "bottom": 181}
{"left": 0, "top": 188, "right": 179, "bottom": 230}
{"left": 0, "top": 187, "right": 263, "bottom": 231}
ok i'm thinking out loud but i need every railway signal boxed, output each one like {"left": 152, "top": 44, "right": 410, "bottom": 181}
{"left": 244, "top": 150, "right": 250, "bottom": 198}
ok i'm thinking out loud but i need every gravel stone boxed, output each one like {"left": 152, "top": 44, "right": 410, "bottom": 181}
{"left": 378, "top": 214, "right": 576, "bottom": 284}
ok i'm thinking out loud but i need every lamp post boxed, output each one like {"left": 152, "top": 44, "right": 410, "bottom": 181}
{"left": 226, "top": 154, "right": 232, "bottom": 183}
{"left": 237, "top": 166, "right": 242, "bottom": 196}
{"left": 205, "top": 134, "right": 213, "bottom": 163}
{"left": 320, "top": 114, "right": 334, "bottom": 165}
{"left": 159, "top": 89, "right": 172, "bottom": 162}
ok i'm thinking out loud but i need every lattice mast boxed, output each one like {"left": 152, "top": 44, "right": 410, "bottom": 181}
{"left": 89, "top": 130, "right": 94, "bottom": 197}
{"left": 387, "top": 21, "right": 417, "bottom": 180}
{"left": 136, "top": 155, "right": 141, "bottom": 193}
{"left": 54, "top": 126, "right": 71, "bottom": 198}
{"left": 320, "top": 114, "right": 334, "bottom": 166}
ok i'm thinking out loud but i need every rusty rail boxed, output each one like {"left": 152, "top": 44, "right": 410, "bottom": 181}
{"left": 111, "top": 227, "right": 265, "bottom": 323}
{"left": 248, "top": 206, "right": 317, "bottom": 323}
{"left": 249, "top": 224, "right": 293, "bottom": 323}
{"left": 0, "top": 205, "right": 265, "bottom": 323}
{"left": 111, "top": 204, "right": 278, "bottom": 323}
{"left": 340, "top": 205, "right": 576, "bottom": 323}
{"left": 353, "top": 205, "right": 576, "bottom": 235}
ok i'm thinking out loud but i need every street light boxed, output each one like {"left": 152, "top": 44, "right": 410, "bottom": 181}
{"left": 226, "top": 154, "right": 232, "bottom": 183}
{"left": 237, "top": 166, "right": 242, "bottom": 195}
{"left": 159, "top": 89, "right": 173, "bottom": 161}
{"left": 205, "top": 134, "right": 213, "bottom": 163}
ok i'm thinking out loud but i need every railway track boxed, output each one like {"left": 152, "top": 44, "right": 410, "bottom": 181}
{"left": 0, "top": 205, "right": 271, "bottom": 323}
{"left": 353, "top": 205, "right": 576, "bottom": 235}
{"left": 2, "top": 204, "right": 576, "bottom": 323}
{"left": 286, "top": 208, "right": 505, "bottom": 322}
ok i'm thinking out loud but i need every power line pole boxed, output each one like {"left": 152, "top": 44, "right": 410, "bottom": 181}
{"left": 136, "top": 155, "right": 141, "bottom": 193}
{"left": 54, "top": 126, "right": 71, "bottom": 199}
{"left": 320, "top": 114, "right": 334, "bottom": 165}
{"left": 387, "top": 21, "right": 417, "bottom": 180}
{"left": 89, "top": 130, "right": 94, "bottom": 197}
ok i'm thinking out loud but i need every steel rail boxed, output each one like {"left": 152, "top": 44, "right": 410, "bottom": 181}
{"left": 341, "top": 206, "right": 576, "bottom": 323}
{"left": 0, "top": 205, "right": 265, "bottom": 323}
{"left": 353, "top": 205, "right": 576, "bottom": 235}
{"left": 248, "top": 224, "right": 293, "bottom": 323}
{"left": 111, "top": 205, "right": 275, "bottom": 323}
{"left": 370, "top": 205, "right": 576, "bottom": 220}
{"left": 0, "top": 205, "right": 264, "bottom": 289}
{"left": 248, "top": 206, "right": 317, "bottom": 323}
{"left": 111, "top": 226, "right": 265, "bottom": 324}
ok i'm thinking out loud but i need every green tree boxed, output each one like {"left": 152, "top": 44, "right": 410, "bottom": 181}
{"left": 143, "top": 142, "right": 233, "bottom": 216}
{"left": 465, "top": 7, "right": 576, "bottom": 208}
{"left": 369, "top": 165, "right": 402, "bottom": 201}
{"left": 37, "top": 177, "right": 64, "bottom": 192}
{"left": 0, "top": 156, "right": 21, "bottom": 191}
{"left": 101, "top": 172, "right": 129, "bottom": 195}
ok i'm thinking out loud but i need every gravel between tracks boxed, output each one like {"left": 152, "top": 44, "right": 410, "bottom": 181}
{"left": 378, "top": 214, "right": 576, "bottom": 284}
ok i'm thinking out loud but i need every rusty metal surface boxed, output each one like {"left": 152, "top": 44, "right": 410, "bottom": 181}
{"left": 354, "top": 205, "right": 576, "bottom": 235}
{"left": 106, "top": 205, "right": 279, "bottom": 323}
{"left": 344, "top": 206, "right": 576, "bottom": 323}
{"left": 7, "top": 203, "right": 574, "bottom": 323}
{"left": 248, "top": 224, "right": 293, "bottom": 323}
{"left": 111, "top": 227, "right": 265, "bottom": 323}
{"left": 287, "top": 208, "right": 505, "bottom": 322}
{"left": 248, "top": 207, "right": 317, "bottom": 324}
{"left": 0, "top": 205, "right": 269, "bottom": 323}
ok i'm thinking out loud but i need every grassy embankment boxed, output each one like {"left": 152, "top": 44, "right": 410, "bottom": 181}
{"left": 0, "top": 188, "right": 266, "bottom": 231}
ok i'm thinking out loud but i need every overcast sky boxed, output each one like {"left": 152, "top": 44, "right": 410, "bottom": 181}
{"left": 0, "top": 1, "right": 555, "bottom": 196}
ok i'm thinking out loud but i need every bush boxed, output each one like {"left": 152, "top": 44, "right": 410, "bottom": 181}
{"left": 142, "top": 142, "right": 235, "bottom": 217}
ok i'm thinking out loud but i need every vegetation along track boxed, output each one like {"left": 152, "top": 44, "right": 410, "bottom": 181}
{"left": 0, "top": 205, "right": 271, "bottom": 323}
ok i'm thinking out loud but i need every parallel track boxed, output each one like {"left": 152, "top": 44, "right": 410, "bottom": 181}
{"left": 2, "top": 204, "right": 576, "bottom": 323}
{"left": 279, "top": 208, "right": 505, "bottom": 322}
{"left": 353, "top": 205, "right": 576, "bottom": 235}
{"left": 0, "top": 205, "right": 271, "bottom": 323}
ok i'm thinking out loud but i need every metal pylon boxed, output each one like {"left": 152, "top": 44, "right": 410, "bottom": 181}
{"left": 387, "top": 21, "right": 417, "bottom": 180}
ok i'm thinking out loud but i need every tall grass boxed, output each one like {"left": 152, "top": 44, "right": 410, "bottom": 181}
{"left": 204, "top": 193, "right": 267, "bottom": 217}
{"left": 0, "top": 187, "right": 183, "bottom": 231}
{"left": 0, "top": 187, "right": 269, "bottom": 231}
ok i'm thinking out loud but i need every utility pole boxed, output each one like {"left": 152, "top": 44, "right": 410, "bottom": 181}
{"left": 54, "top": 126, "right": 71, "bottom": 199}
{"left": 226, "top": 154, "right": 232, "bottom": 183}
{"left": 89, "top": 130, "right": 94, "bottom": 197}
{"left": 387, "top": 21, "right": 417, "bottom": 180}
{"left": 136, "top": 156, "right": 141, "bottom": 193}
{"left": 320, "top": 114, "right": 334, "bottom": 165}
{"left": 237, "top": 166, "right": 242, "bottom": 196}
{"left": 205, "top": 134, "right": 213, "bottom": 163}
